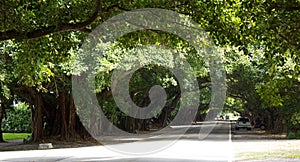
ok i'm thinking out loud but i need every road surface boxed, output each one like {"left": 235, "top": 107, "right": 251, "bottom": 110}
{"left": 0, "top": 121, "right": 297, "bottom": 162}
{"left": 0, "top": 121, "right": 232, "bottom": 161}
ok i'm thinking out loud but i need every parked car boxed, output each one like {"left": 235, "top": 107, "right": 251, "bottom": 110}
{"left": 214, "top": 116, "right": 224, "bottom": 121}
{"left": 225, "top": 115, "right": 230, "bottom": 120}
{"left": 235, "top": 117, "right": 251, "bottom": 130}
{"left": 253, "top": 121, "right": 266, "bottom": 130}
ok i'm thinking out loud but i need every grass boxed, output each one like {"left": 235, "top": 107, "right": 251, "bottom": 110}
{"left": 3, "top": 133, "right": 31, "bottom": 141}
{"left": 238, "top": 150, "right": 300, "bottom": 160}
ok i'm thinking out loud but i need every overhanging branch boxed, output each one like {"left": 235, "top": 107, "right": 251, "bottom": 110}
{"left": 0, "top": 0, "right": 103, "bottom": 41}
{"left": 275, "top": 31, "right": 299, "bottom": 48}
{"left": 272, "top": 5, "right": 300, "bottom": 11}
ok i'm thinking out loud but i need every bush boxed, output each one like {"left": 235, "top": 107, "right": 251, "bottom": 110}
{"left": 286, "top": 112, "right": 300, "bottom": 139}
{"left": 287, "top": 130, "right": 300, "bottom": 139}
{"left": 1, "top": 102, "right": 31, "bottom": 133}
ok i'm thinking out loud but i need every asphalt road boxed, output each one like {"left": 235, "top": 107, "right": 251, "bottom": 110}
{"left": 0, "top": 122, "right": 232, "bottom": 162}
{"left": 0, "top": 121, "right": 294, "bottom": 162}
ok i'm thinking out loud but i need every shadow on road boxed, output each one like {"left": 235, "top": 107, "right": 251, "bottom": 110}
{"left": 2, "top": 157, "right": 228, "bottom": 162}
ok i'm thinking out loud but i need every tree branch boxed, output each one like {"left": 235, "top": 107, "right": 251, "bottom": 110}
{"left": 272, "top": 5, "right": 300, "bottom": 11}
{"left": 274, "top": 29, "right": 299, "bottom": 48}
{"left": 102, "top": 4, "right": 131, "bottom": 13}
{"left": 0, "top": 0, "right": 102, "bottom": 41}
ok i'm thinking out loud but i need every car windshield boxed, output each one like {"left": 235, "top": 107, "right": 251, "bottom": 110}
{"left": 238, "top": 118, "right": 250, "bottom": 122}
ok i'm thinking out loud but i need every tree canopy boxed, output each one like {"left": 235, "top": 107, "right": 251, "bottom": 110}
{"left": 0, "top": 0, "right": 300, "bottom": 141}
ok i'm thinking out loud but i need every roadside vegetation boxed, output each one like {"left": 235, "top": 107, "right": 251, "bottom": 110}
{"left": 0, "top": 0, "right": 300, "bottom": 143}
{"left": 1, "top": 102, "right": 31, "bottom": 133}
{"left": 3, "top": 133, "right": 31, "bottom": 141}
{"left": 238, "top": 150, "right": 300, "bottom": 160}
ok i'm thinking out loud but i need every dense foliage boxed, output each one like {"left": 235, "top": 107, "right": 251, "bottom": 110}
{"left": 0, "top": 0, "right": 300, "bottom": 141}
{"left": 1, "top": 102, "right": 31, "bottom": 133}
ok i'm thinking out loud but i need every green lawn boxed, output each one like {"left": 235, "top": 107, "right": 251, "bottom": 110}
{"left": 3, "top": 133, "right": 31, "bottom": 141}
{"left": 238, "top": 150, "right": 300, "bottom": 160}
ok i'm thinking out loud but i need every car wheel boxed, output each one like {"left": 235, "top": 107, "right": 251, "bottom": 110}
{"left": 260, "top": 124, "right": 266, "bottom": 130}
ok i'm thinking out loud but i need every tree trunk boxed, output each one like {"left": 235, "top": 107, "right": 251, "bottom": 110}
{"left": 60, "top": 88, "right": 68, "bottom": 140}
{"left": 54, "top": 88, "right": 90, "bottom": 140}
{"left": 31, "top": 90, "right": 44, "bottom": 142}
{"left": 58, "top": 88, "right": 77, "bottom": 140}
{"left": 273, "top": 117, "right": 285, "bottom": 133}
{"left": 12, "top": 86, "right": 91, "bottom": 142}
{"left": 265, "top": 108, "right": 286, "bottom": 134}
{"left": 0, "top": 106, "right": 5, "bottom": 142}
{"left": 68, "top": 94, "right": 76, "bottom": 138}
{"left": 11, "top": 87, "right": 44, "bottom": 142}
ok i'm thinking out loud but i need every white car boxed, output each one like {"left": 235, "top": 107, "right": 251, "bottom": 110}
{"left": 235, "top": 117, "right": 252, "bottom": 130}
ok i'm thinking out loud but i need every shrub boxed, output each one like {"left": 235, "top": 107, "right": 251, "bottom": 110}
{"left": 286, "top": 112, "right": 300, "bottom": 139}
{"left": 287, "top": 130, "right": 300, "bottom": 139}
{"left": 1, "top": 102, "right": 31, "bottom": 133}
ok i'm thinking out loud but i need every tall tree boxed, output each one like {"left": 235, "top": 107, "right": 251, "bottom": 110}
{"left": 1, "top": 0, "right": 300, "bottom": 141}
